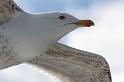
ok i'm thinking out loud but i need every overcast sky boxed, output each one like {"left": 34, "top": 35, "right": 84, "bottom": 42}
{"left": 0, "top": 0, "right": 124, "bottom": 82}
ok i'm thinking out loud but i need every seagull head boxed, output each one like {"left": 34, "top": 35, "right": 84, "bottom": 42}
{"left": 52, "top": 12, "right": 94, "bottom": 27}
{"left": 40, "top": 12, "right": 95, "bottom": 40}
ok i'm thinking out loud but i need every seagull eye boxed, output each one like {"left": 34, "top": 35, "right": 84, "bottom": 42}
{"left": 58, "top": 15, "right": 66, "bottom": 20}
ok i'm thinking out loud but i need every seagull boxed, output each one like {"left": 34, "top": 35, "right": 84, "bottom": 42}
{"left": 0, "top": 0, "right": 111, "bottom": 82}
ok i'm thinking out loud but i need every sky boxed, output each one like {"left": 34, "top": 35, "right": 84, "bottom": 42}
{"left": 0, "top": 0, "right": 124, "bottom": 82}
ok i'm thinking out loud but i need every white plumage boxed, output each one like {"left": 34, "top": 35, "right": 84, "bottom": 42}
{"left": 0, "top": 0, "right": 111, "bottom": 82}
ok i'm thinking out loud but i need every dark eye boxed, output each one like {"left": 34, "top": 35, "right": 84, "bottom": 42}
{"left": 58, "top": 15, "right": 66, "bottom": 20}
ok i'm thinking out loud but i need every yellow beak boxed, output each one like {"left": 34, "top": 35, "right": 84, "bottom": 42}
{"left": 67, "top": 20, "right": 95, "bottom": 27}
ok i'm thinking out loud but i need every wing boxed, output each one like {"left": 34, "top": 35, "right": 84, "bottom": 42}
{"left": 0, "top": 32, "right": 20, "bottom": 70}
{"left": 0, "top": 0, "right": 23, "bottom": 70}
{"left": 0, "top": 0, "right": 23, "bottom": 25}
{"left": 28, "top": 42, "right": 111, "bottom": 82}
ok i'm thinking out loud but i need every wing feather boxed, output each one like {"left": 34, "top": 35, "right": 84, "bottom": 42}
{"left": 0, "top": 32, "right": 20, "bottom": 70}
{"left": 28, "top": 42, "right": 111, "bottom": 82}
{"left": 0, "top": 0, "right": 23, "bottom": 25}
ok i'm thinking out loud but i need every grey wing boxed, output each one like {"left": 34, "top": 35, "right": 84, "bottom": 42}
{"left": 28, "top": 42, "right": 112, "bottom": 82}
{"left": 0, "top": 0, "right": 23, "bottom": 25}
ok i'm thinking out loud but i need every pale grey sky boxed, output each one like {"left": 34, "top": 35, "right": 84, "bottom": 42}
{"left": 0, "top": 0, "right": 124, "bottom": 82}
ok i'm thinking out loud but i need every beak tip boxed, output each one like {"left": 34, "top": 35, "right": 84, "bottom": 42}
{"left": 92, "top": 23, "right": 95, "bottom": 26}
{"left": 89, "top": 20, "right": 95, "bottom": 27}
